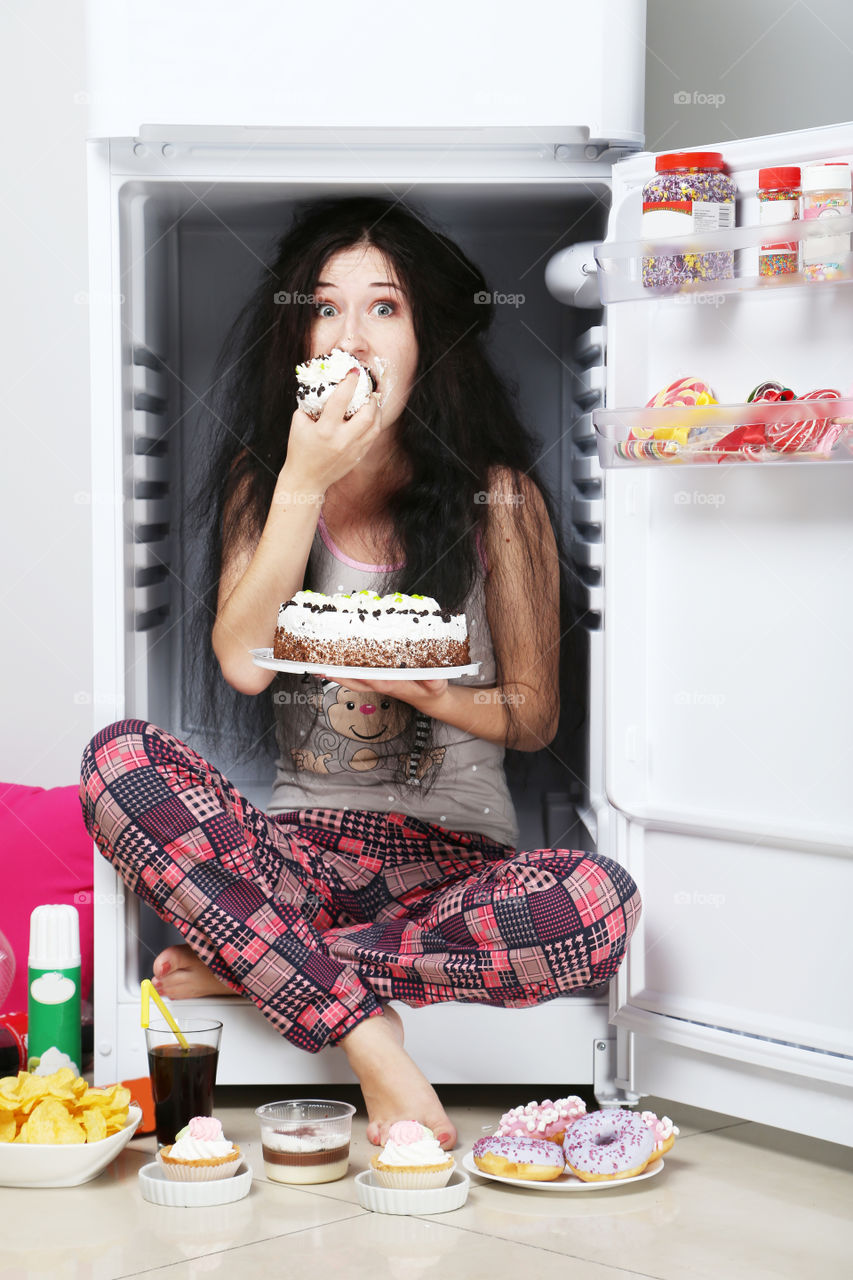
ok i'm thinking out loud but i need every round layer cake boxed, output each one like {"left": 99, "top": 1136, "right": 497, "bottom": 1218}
{"left": 273, "top": 590, "right": 469, "bottom": 669}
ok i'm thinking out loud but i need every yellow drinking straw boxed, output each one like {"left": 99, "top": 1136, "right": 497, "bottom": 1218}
{"left": 140, "top": 978, "right": 190, "bottom": 1050}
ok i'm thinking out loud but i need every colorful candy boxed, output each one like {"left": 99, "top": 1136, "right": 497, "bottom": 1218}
{"left": 615, "top": 376, "right": 848, "bottom": 464}
{"left": 615, "top": 439, "right": 679, "bottom": 461}
{"left": 647, "top": 377, "right": 718, "bottom": 409}
{"left": 768, "top": 388, "right": 842, "bottom": 453}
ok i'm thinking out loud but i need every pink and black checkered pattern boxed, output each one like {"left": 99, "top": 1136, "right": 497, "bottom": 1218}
{"left": 80, "top": 720, "right": 641, "bottom": 1053}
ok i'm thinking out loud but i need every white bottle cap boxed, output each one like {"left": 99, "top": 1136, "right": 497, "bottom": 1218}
{"left": 802, "top": 162, "right": 851, "bottom": 193}
{"left": 28, "top": 904, "right": 81, "bottom": 970}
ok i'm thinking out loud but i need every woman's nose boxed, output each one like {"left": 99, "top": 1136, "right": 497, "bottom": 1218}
{"left": 334, "top": 321, "right": 369, "bottom": 359}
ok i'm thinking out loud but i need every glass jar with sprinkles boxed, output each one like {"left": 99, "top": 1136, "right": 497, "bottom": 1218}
{"left": 801, "top": 162, "right": 851, "bottom": 281}
{"left": 758, "top": 167, "right": 801, "bottom": 277}
{"left": 642, "top": 151, "right": 736, "bottom": 289}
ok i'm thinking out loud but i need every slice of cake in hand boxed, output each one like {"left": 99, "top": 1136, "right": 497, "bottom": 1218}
{"left": 295, "top": 348, "right": 377, "bottom": 420}
{"left": 370, "top": 1121, "right": 455, "bottom": 1189}
{"left": 273, "top": 589, "right": 470, "bottom": 669}
{"left": 158, "top": 1115, "right": 242, "bottom": 1182}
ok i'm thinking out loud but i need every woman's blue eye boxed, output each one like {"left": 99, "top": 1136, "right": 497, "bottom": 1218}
{"left": 374, "top": 302, "right": 394, "bottom": 317}
{"left": 316, "top": 303, "right": 337, "bottom": 318}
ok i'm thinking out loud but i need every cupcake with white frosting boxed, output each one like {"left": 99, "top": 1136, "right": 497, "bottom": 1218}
{"left": 158, "top": 1115, "right": 242, "bottom": 1181}
{"left": 370, "top": 1121, "right": 455, "bottom": 1190}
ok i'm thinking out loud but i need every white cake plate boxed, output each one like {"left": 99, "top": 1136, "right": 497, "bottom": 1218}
{"left": 462, "top": 1152, "right": 664, "bottom": 1191}
{"left": 250, "top": 649, "right": 480, "bottom": 681}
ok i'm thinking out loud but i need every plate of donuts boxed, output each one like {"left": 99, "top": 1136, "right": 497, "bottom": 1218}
{"left": 462, "top": 1152, "right": 664, "bottom": 1192}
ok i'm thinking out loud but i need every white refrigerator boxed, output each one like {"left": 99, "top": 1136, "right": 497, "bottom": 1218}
{"left": 84, "top": 0, "right": 853, "bottom": 1146}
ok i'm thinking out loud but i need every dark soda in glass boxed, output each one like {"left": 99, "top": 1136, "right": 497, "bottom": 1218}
{"left": 147, "top": 1042, "right": 218, "bottom": 1146}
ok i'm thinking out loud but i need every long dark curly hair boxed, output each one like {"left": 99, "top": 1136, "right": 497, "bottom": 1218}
{"left": 186, "top": 196, "right": 588, "bottom": 795}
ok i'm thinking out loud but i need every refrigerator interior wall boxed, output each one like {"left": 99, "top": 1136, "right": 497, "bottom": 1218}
{"left": 601, "top": 124, "right": 853, "bottom": 1140}
{"left": 101, "top": 167, "right": 614, "bottom": 1081}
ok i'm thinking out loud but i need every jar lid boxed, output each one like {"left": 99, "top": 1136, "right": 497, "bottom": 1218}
{"left": 655, "top": 151, "right": 724, "bottom": 172}
{"left": 758, "top": 166, "right": 801, "bottom": 189}
{"left": 802, "top": 162, "right": 851, "bottom": 192}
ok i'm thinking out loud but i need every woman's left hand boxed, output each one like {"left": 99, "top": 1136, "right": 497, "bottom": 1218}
{"left": 318, "top": 675, "right": 449, "bottom": 709}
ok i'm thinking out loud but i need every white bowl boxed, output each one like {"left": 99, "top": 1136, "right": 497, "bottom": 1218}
{"left": 355, "top": 1168, "right": 470, "bottom": 1215}
{"left": 139, "top": 1159, "right": 253, "bottom": 1207}
{"left": 0, "top": 1104, "right": 143, "bottom": 1188}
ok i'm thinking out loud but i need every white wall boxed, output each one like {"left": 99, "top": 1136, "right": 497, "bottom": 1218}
{"left": 645, "top": 0, "right": 853, "bottom": 149}
{"left": 0, "top": 0, "right": 92, "bottom": 787}
{"left": 1, "top": 0, "right": 852, "bottom": 785}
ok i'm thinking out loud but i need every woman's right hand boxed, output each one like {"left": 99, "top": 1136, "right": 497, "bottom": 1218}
{"left": 279, "top": 369, "right": 383, "bottom": 496}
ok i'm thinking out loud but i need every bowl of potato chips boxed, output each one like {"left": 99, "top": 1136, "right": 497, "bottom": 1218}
{"left": 0, "top": 1068, "right": 142, "bottom": 1187}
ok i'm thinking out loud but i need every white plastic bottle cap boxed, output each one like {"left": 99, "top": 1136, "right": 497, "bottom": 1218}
{"left": 802, "top": 162, "right": 851, "bottom": 192}
{"left": 28, "top": 904, "right": 81, "bottom": 970}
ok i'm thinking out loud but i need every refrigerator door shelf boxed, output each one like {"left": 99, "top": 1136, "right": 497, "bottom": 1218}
{"left": 595, "top": 215, "right": 853, "bottom": 305}
{"left": 594, "top": 397, "right": 853, "bottom": 468}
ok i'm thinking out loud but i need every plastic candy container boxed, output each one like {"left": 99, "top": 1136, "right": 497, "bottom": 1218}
{"left": 642, "top": 152, "right": 736, "bottom": 288}
{"left": 802, "top": 162, "right": 851, "bottom": 281}
{"left": 758, "top": 167, "right": 801, "bottom": 277}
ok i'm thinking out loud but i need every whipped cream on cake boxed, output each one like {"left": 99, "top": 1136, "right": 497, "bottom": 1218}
{"left": 273, "top": 589, "right": 469, "bottom": 669}
{"left": 295, "top": 348, "right": 377, "bottom": 420}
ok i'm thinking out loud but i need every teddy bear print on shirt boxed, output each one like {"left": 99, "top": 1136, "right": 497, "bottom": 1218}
{"left": 290, "top": 681, "right": 445, "bottom": 781}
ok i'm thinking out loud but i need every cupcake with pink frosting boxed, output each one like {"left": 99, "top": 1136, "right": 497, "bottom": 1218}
{"left": 158, "top": 1115, "right": 242, "bottom": 1182}
{"left": 370, "top": 1121, "right": 455, "bottom": 1190}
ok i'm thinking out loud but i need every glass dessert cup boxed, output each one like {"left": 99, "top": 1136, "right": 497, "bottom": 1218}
{"left": 255, "top": 1099, "right": 356, "bottom": 1184}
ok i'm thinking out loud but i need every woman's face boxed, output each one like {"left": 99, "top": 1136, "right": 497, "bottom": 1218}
{"left": 310, "top": 244, "right": 418, "bottom": 432}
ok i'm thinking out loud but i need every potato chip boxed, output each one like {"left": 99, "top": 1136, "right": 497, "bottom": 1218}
{"left": 41, "top": 1068, "right": 78, "bottom": 1100}
{"left": 27, "top": 1098, "right": 86, "bottom": 1145}
{"left": 17, "top": 1074, "right": 51, "bottom": 1114}
{"left": 0, "top": 1075, "right": 22, "bottom": 1101}
{"left": 81, "top": 1109, "right": 108, "bottom": 1143}
{"left": 0, "top": 1071, "right": 131, "bottom": 1144}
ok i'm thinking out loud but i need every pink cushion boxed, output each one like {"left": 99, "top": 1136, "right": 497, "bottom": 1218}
{"left": 0, "top": 783, "right": 94, "bottom": 1013}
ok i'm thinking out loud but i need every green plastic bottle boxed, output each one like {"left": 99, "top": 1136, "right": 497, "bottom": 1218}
{"left": 27, "top": 904, "right": 82, "bottom": 1075}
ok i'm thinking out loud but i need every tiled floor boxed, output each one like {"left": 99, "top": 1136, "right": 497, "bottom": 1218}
{"left": 3, "top": 1083, "right": 853, "bottom": 1279}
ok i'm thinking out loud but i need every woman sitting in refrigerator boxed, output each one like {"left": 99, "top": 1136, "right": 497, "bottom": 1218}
{"left": 80, "top": 197, "right": 641, "bottom": 1150}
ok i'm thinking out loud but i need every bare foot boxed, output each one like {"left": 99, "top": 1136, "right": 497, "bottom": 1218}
{"left": 339, "top": 1012, "right": 457, "bottom": 1150}
{"left": 152, "top": 945, "right": 234, "bottom": 1000}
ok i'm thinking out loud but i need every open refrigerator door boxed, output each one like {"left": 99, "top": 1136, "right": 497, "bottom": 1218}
{"left": 595, "top": 120, "right": 853, "bottom": 1145}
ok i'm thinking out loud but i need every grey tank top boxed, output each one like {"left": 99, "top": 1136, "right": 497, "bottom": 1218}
{"left": 267, "top": 514, "right": 519, "bottom": 849}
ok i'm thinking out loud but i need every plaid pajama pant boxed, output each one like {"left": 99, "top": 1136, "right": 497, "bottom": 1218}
{"left": 79, "top": 720, "right": 641, "bottom": 1054}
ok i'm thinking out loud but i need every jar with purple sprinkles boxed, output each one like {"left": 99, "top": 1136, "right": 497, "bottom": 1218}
{"left": 642, "top": 151, "right": 736, "bottom": 289}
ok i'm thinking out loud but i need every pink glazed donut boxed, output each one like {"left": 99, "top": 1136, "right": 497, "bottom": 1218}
{"left": 563, "top": 1109, "right": 656, "bottom": 1182}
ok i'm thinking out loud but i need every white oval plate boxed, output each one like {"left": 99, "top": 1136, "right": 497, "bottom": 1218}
{"left": 0, "top": 1105, "right": 142, "bottom": 1189}
{"left": 138, "top": 1159, "right": 253, "bottom": 1207}
{"left": 462, "top": 1151, "right": 664, "bottom": 1191}
{"left": 250, "top": 649, "right": 480, "bottom": 681}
